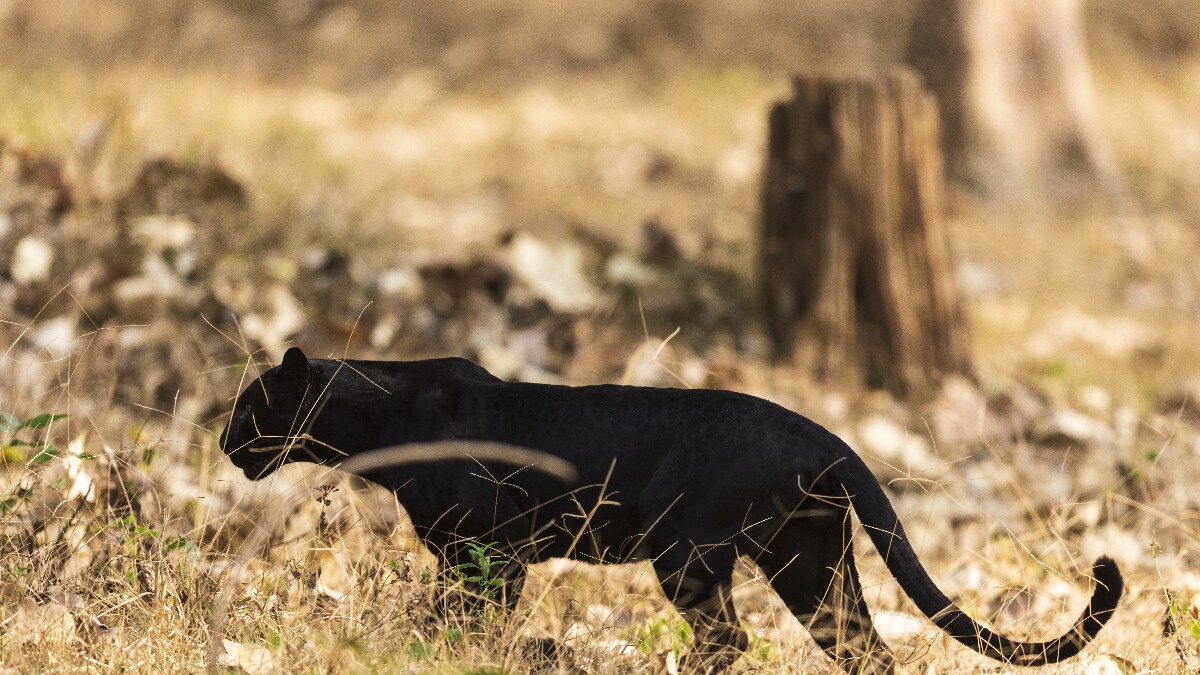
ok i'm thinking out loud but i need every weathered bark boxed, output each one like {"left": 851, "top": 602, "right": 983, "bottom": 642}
{"left": 760, "top": 69, "right": 971, "bottom": 398}
{"left": 905, "top": 0, "right": 1117, "bottom": 196}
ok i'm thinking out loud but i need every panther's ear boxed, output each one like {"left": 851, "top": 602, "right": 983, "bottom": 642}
{"left": 279, "top": 347, "right": 311, "bottom": 388}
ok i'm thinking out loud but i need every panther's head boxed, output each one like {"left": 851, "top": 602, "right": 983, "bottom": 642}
{"left": 221, "top": 347, "right": 324, "bottom": 480}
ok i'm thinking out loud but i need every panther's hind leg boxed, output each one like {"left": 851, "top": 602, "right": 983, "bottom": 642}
{"left": 652, "top": 542, "right": 747, "bottom": 673}
{"left": 752, "top": 510, "right": 894, "bottom": 674}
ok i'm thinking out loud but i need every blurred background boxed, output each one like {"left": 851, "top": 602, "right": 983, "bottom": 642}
{"left": 2, "top": 0, "right": 1200, "bottom": 671}
{"left": 2, "top": 0, "right": 1199, "bottom": 389}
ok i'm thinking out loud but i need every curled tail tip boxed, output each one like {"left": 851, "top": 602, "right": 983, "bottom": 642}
{"left": 1090, "top": 556, "right": 1124, "bottom": 595}
{"left": 1084, "top": 555, "right": 1123, "bottom": 634}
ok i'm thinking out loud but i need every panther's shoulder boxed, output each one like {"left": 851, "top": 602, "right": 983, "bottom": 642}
{"left": 430, "top": 357, "right": 503, "bottom": 383}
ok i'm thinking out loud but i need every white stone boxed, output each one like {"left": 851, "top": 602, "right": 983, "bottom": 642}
{"left": 1079, "top": 653, "right": 1137, "bottom": 675}
{"left": 132, "top": 215, "right": 195, "bottom": 251}
{"left": 28, "top": 316, "right": 76, "bottom": 359}
{"left": 1035, "top": 408, "right": 1116, "bottom": 447}
{"left": 375, "top": 266, "right": 422, "bottom": 299}
{"left": 368, "top": 316, "right": 399, "bottom": 350}
{"left": 872, "top": 610, "right": 934, "bottom": 642}
{"left": 604, "top": 251, "right": 655, "bottom": 286}
{"left": 10, "top": 236, "right": 53, "bottom": 285}
{"left": 858, "top": 416, "right": 938, "bottom": 473}
{"left": 1078, "top": 385, "right": 1112, "bottom": 413}
{"left": 508, "top": 232, "right": 597, "bottom": 313}
{"left": 241, "top": 285, "right": 305, "bottom": 356}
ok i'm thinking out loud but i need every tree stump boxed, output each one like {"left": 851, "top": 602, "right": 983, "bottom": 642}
{"left": 904, "top": 0, "right": 1117, "bottom": 196}
{"left": 760, "top": 69, "right": 971, "bottom": 398}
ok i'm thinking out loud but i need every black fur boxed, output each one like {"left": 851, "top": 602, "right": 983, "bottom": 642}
{"left": 222, "top": 348, "right": 1122, "bottom": 673}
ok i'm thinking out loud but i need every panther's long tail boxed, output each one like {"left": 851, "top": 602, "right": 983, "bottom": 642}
{"left": 831, "top": 451, "right": 1122, "bottom": 665}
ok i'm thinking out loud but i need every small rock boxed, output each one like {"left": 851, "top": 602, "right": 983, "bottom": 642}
{"left": 375, "top": 266, "right": 423, "bottom": 300}
{"left": 117, "top": 157, "right": 247, "bottom": 222}
{"left": 478, "top": 344, "right": 527, "bottom": 381}
{"left": 872, "top": 610, "right": 935, "bottom": 643}
{"left": 10, "top": 235, "right": 53, "bottom": 285}
{"left": 928, "top": 376, "right": 1005, "bottom": 448}
{"left": 368, "top": 315, "right": 400, "bottom": 350}
{"left": 112, "top": 256, "right": 185, "bottom": 320}
{"left": 28, "top": 316, "right": 76, "bottom": 359}
{"left": 640, "top": 219, "right": 682, "bottom": 265}
{"left": 1078, "top": 385, "right": 1112, "bottom": 414}
{"left": 131, "top": 215, "right": 195, "bottom": 251}
{"left": 419, "top": 258, "right": 511, "bottom": 312}
{"left": 821, "top": 394, "right": 849, "bottom": 423}
{"left": 932, "top": 376, "right": 1049, "bottom": 449}
{"left": 1033, "top": 408, "right": 1116, "bottom": 449}
{"left": 507, "top": 232, "right": 597, "bottom": 313}
{"left": 858, "top": 416, "right": 939, "bottom": 474}
{"left": 1079, "top": 653, "right": 1137, "bottom": 675}
{"left": 605, "top": 251, "right": 656, "bottom": 287}
{"left": 1074, "top": 500, "right": 1104, "bottom": 528}
{"left": 241, "top": 285, "right": 305, "bottom": 355}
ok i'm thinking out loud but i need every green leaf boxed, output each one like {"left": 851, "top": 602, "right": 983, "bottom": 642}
{"left": 15, "top": 413, "right": 67, "bottom": 431}
{"left": 1, "top": 445, "right": 25, "bottom": 463}
{"left": 164, "top": 536, "right": 196, "bottom": 553}
{"left": 408, "top": 639, "right": 433, "bottom": 659}
{"left": 1191, "top": 620, "right": 1200, "bottom": 641}
{"left": 0, "top": 413, "right": 19, "bottom": 432}
{"left": 32, "top": 446, "right": 58, "bottom": 464}
{"left": 0, "top": 497, "right": 18, "bottom": 513}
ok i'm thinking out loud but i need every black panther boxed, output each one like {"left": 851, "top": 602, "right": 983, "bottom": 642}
{"left": 221, "top": 348, "right": 1122, "bottom": 673}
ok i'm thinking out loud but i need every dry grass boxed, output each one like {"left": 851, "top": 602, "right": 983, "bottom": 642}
{"left": 1, "top": 317, "right": 1197, "bottom": 673}
{"left": 2, "top": 0, "right": 1200, "bottom": 673}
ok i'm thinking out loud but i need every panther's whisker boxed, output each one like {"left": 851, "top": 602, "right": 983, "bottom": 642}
{"left": 297, "top": 434, "right": 348, "bottom": 456}
{"left": 246, "top": 444, "right": 290, "bottom": 454}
